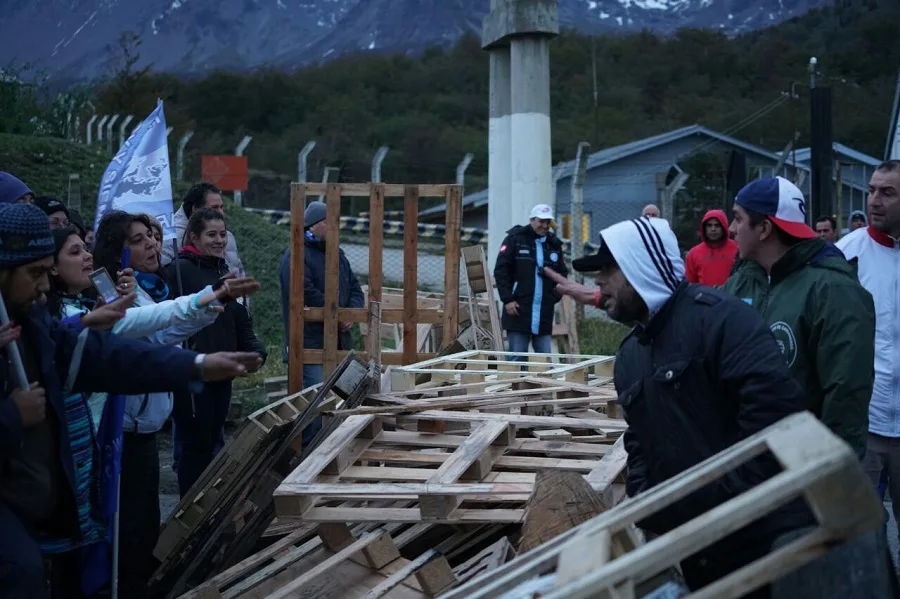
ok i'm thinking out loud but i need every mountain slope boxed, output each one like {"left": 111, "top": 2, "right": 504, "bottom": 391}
{"left": 2, "top": 0, "right": 831, "bottom": 79}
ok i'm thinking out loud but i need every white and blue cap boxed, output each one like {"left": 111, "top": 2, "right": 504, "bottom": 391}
{"left": 734, "top": 176, "right": 817, "bottom": 239}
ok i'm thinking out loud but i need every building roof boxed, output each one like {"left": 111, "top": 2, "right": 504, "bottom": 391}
{"left": 780, "top": 143, "right": 882, "bottom": 167}
{"left": 552, "top": 124, "right": 784, "bottom": 181}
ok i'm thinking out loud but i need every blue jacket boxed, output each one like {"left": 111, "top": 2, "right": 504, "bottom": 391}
{"left": 0, "top": 304, "right": 200, "bottom": 545}
{"left": 279, "top": 235, "right": 365, "bottom": 362}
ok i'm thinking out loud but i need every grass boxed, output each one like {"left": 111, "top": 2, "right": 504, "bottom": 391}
{"left": 578, "top": 317, "right": 630, "bottom": 356}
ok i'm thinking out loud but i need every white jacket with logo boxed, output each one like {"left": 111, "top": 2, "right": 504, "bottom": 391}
{"left": 837, "top": 227, "right": 900, "bottom": 437}
{"left": 61, "top": 286, "right": 221, "bottom": 432}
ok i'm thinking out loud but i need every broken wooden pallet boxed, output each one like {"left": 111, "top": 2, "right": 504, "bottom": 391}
{"left": 176, "top": 518, "right": 518, "bottom": 599}
{"left": 154, "top": 382, "right": 339, "bottom": 562}
{"left": 441, "top": 411, "right": 885, "bottom": 599}
{"left": 272, "top": 411, "right": 627, "bottom": 524}
{"left": 389, "top": 350, "right": 615, "bottom": 391}
{"left": 151, "top": 354, "right": 375, "bottom": 598}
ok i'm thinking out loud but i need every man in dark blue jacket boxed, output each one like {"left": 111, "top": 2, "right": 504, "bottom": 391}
{"left": 0, "top": 203, "right": 260, "bottom": 599}
{"left": 279, "top": 201, "right": 364, "bottom": 439}
{"left": 493, "top": 203, "right": 567, "bottom": 360}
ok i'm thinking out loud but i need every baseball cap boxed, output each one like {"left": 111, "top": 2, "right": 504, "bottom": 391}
{"left": 572, "top": 235, "right": 615, "bottom": 272}
{"left": 34, "top": 196, "right": 70, "bottom": 219}
{"left": 734, "top": 176, "right": 817, "bottom": 239}
{"left": 529, "top": 204, "right": 554, "bottom": 220}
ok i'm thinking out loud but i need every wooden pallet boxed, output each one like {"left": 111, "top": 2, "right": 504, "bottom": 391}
{"left": 461, "top": 245, "right": 504, "bottom": 351}
{"left": 154, "top": 383, "right": 339, "bottom": 562}
{"left": 388, "top": 350, "right": 615, "bottom": 391}
{"left": 151, "top": 355, "right": 376, "bottom": 598}
{"left": 272, "top": 410, "right": 627, "bottom": 524}
{"left": 287, "top": 182, "right": 462, "bottom": 392}
{"left": 441, "top": 411, "right": 885, "bottom": 599}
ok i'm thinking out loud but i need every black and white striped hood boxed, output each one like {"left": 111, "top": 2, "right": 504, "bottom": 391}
{"left": 601, "top": 217, "right": 685, "bottom": 314}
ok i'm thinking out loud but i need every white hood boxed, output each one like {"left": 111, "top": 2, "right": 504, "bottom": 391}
{"left": 601, "top": 217, "right": 685, "bottom": 314}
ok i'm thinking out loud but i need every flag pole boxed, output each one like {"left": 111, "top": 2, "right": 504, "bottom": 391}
{"left": 111, "top": 478, "right": 121, "bottom": 599}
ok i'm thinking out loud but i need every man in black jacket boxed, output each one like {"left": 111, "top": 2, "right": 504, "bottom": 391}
{"left": 279, "top": 201, "right": 364, "bottom": 440}
{"left": 555, "top": 216, "right": 810, "bottom": 596}
{"left": 492, "top": 204, "right": 567, "bottom": 359}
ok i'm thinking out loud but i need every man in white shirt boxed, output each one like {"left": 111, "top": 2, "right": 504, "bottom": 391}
{"left": 837, "top": 160, "right": 900, "bottom": 524}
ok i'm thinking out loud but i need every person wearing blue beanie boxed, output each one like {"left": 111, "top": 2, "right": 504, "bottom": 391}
{"left": 0, "top": 171, "right": 34, "bottom": 205}
{"left": 0, "top": 202, "right": 261, "bottom": 598}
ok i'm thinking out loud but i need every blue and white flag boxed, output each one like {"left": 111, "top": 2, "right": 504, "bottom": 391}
{"left": 94, "top": 99, "right": 176, "bottom": 239}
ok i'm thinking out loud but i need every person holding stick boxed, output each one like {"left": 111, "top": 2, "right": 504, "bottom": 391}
{"left": 0, "top": 203, "right": 261, "bottom": 599}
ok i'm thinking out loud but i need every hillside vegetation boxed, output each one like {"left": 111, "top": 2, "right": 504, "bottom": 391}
{"left": 67, "top": 0, "right": 900, "bottom": 199}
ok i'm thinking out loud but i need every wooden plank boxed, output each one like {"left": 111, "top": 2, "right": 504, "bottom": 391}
{"left": 303, "top": 183, "right": 451, "bottom": 198}
{"left": 302, "top": 350, "right": 436, "bottom": 366}
{"left": 403, "top": 185, "right": 419, "bottom": 364}
{"left": 289, "top": 182, "right": 307, "bottom": 394}
{"left": 323, "top": 184, "right": 342, "bottom": 380}
{"left": 400, "top": 410, "right": 627, "bottom": 432}
{"left": 305, "top": 308, "right": 444, "bottom": 325}
{"left": 442, "top": 185, "right": 461, "bottom": 348}
{"left": 301, "top": 506, "right": 525, "bottom": 523}
{"left": 368, "top": 184, "right": 385, "bottom": 304}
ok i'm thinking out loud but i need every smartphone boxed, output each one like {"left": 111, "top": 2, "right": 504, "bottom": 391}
{"left": 121, "top": 247, "right": 131, "bottom": 270}
{"left": 90, "top": 268, "right": 120, "bottom": 304}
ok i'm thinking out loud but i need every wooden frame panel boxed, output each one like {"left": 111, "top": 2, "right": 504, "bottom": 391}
{"left": 288, "top": 183, "right": 463, "bottom": 393}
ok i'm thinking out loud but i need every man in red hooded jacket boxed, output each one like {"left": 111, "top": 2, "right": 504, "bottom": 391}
{"left": 685, "top": 209, "right": 738, "bottom": 286}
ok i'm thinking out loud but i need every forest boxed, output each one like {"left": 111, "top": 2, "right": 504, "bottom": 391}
{"left": 2, "top": 0, "right": 898, "bottom": 197}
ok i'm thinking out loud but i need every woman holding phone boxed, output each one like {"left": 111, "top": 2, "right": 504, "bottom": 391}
{"left": 166, "top": 208, "right": 267, "bottom": 496}
{"left": 91, "top": 211, "right": 261, "bottom": 597}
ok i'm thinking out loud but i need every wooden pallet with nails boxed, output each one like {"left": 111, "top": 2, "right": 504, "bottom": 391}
{"left": 272, "top": 409, "right": 628, "bottom": 524}
{"left": 441, "top": 411, "right": 885, "bottom": 599}
{"left": 388, "top": 350, "right": 615, "bottom": 391}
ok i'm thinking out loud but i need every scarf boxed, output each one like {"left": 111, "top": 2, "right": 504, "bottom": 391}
{"left": 135, "top": 270, "right": 169, "bottom": 303}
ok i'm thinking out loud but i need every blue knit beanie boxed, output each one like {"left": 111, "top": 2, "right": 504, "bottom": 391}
{"left": 0, "top": 204, "right": 56, "bottom": 269}
{"left": 0, "top": 172, "right": 32, "bottom": 204}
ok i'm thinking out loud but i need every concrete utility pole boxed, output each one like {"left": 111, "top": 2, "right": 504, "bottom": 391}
{"left": 233, "top": 135, "right": 252, "bottom": 207}
{"left": 482, "top": 0, "right": 559, "bottom": 269}
{"left": 176, "top": 131, "right": 194, "bottom": 182}
{"left": 86, "top": 115, "right": 98, "bottom": 145}
{"left": 106, "top": 115, "right": 120, "bottom": 154}
{"left": 456, "top": 153, "right": 474, "bottom": 190}
{"left": 67, "top": 174, "right": 81, "bottom": 212}
{"left": 96, "top": 115, "right": 109, "bottom": 144}
{"left": 808, "top": 56, "right": 833, "bottom": 221}
{"left": 298, "top": 141, "right": 316, "bottom": 182}
{"left": 118, "top": 115, "right": 134, "bottom": 149}
{"left": 371, "top": 146, "right": 389, "bottom": 183}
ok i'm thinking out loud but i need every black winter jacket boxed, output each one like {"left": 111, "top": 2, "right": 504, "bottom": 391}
{"left": 167, "top": 247, "right": 267, "bottom": 364}
{"left": 616, "top": 281, "right": 813, "bottom": 556}
{"left": 278, "top": 235, "right": 365, "bottom": 362}
{"left": 493, "top": 225, "right": 568, "bottom": 335}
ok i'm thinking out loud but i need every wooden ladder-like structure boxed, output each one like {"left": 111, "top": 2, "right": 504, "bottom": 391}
{"left": 461, "top": 245, "right": 504, "bottom": 351}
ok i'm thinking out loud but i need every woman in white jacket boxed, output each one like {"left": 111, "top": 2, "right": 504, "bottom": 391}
{"left": 87, "top": 212, "right": 260, "bottom": 597}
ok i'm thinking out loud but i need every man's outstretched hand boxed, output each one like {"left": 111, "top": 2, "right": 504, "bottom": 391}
{"left": 199, "top": 352, "right": 264, "bottom": 381}
{"left": 82, "top": 293, "right": 137, "bottom": 330}
{"left": 542, "top": 268, "right": 599, "bottom": 306}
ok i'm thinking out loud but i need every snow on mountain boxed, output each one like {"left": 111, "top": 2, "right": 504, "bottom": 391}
{"left": 0, "top": 0, "right": 831, "bottom": 80}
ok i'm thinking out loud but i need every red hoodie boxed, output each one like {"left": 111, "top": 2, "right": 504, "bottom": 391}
{"left": 685, "top": 209, "right": 738, "bottom": 286}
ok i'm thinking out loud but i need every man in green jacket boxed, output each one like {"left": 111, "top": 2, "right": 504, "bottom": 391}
{"left": 723, "top": 176, "right": 875, "bottom": 460}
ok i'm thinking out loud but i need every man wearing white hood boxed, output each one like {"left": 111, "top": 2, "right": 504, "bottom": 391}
{"left": 546, "top": 216, "right": 811, "bottom": 596}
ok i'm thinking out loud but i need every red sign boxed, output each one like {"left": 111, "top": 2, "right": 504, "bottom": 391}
{"left": 201, "top": 155, "right": 248, "bottom": 191}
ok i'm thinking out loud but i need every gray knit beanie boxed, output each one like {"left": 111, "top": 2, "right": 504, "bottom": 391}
{"left": 0, "top": 203, "right": 56, "bottom": 269}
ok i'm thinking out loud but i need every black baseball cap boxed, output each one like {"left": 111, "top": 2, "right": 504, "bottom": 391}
{"left": 572, "top": 235, "right": 616, "bottom": 273}
{"left": 34, "top": 196, "right": 69, "bottom": 219}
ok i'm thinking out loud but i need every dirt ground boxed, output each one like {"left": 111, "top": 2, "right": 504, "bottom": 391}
{"left": 157, "top": 421, "right": 236, "bottom": 522}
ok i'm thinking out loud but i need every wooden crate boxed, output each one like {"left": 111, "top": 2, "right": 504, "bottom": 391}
{"left": 388, "top": 350, "right": 615, "bottom": 391}
{"left": 440, "top": 411, "right": 885, "bottom": 599}
{"left": 287, "top": 182, "right": 463, "bottom": 393}
{"left": 272, "top": 411, "right": 627, "bottom": 525}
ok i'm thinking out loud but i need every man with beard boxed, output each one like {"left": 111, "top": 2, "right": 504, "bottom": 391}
{"left": 684, "top": 209, "right": 738, "bottom": 286}
{"left": 543, "top": 216, "right": 810, "bottom": 597}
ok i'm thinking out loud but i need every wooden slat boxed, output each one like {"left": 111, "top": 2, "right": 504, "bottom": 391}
{"left": 323, "top": 184, "right": 342, "bottom": 379}
{"left": 443, "top": 185, "right": 461, "bottom": 348}
{"left": 403, "top": 185, "right": 419, "bottom": 364}
{"left": 302, "top": 350, "right": 436, "bottom": 366}
{"left": 288, "top": 182, "right": 306, "bottom": 394}
{"left": 305, "top": 307, "right": 444, "bottom": 325}
{"left": 302, "top": 183, "right": 451, "bottom": 197}
{"left": 368, "top": 184, "right": 384, "bottom": 303}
